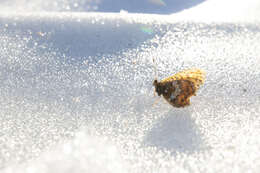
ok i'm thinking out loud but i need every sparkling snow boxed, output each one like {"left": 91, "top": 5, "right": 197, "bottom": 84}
{"left": 0, "top": 0, "right": 260, "bottom": 172}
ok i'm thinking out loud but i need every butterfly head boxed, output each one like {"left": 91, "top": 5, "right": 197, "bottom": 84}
{"left": 153, "top": 80, "right": 165, "bottom": 96}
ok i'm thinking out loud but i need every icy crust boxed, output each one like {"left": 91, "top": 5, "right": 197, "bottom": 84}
{"left": 0, "top": 13, "right": 260, "bottom": 172}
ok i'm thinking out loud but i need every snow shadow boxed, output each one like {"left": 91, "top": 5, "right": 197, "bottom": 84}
{"left": 0, "top": 0, "right": 205, "bottom": 14}
{"left": 90, "top": 0, "right": 206, "bottom": 14}
{"left": 144, "top": 109, "right": 205, "bottom": 154}
{"left": 0, "top": 17, "right": 155, "bottom": 64}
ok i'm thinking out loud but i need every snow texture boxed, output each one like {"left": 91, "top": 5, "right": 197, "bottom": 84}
{"left": 0, "top": 0, "right": 260, "bottom": 173}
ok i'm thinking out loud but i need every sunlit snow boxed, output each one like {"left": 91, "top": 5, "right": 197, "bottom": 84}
{"left": 0, "top": 0, "right": 260, "bottom": 173}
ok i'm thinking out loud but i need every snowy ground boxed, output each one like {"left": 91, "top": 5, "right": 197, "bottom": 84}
{"left": 0, "top": 0, "right": 260, "bottom": 173}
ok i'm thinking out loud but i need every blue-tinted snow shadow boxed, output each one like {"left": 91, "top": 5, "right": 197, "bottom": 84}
{"left": 144, "top": 109, "right": 206, "bottom": 154}
{"left": 0, "top": 0, "right": 206, "bottom": 14}
{"left": 0, "top": 16, "right": 155, "bottom": 64}
{"left": 96, "top": 0, "right": 206, "bottom": 14}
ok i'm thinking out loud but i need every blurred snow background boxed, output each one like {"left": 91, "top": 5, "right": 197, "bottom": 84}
{"left": 0, "top": 0, "right": 260, "bottom": 173}
{"left": 0, "top": 0, "right": 205, "bottom": 14}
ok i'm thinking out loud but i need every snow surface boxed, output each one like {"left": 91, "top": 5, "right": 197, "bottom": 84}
{"left": 0, "top": 0, "right": 260, "bottom": 173}
{"left": 0, "top": 0, "right": 205, "bottom": 14}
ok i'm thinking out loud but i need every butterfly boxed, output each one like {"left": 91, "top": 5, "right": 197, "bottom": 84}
{"left": 153, "top": 69, "right": 205, "bottom": 108}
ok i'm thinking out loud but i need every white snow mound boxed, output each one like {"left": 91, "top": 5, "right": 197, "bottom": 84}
{"left": 0, "top": 1, "right": 260, "bottom": 173}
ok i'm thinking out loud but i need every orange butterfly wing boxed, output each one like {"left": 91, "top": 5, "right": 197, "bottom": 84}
{"left": 158, "top": 69, "right": 205, "bottom": 107}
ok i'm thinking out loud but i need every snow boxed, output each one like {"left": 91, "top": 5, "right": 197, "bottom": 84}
{"left": 0, "top": 0, "right": 260, "bottom": 173}
{"left": 174, "top": 0, "right": 260, "bottom": 22}
{"left": 0, "top": 0, "right": 205, "bottom": 14}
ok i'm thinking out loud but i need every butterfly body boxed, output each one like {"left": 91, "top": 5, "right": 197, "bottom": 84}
{"left": 153, "top": 69, "right": 205, "bottom": 108}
